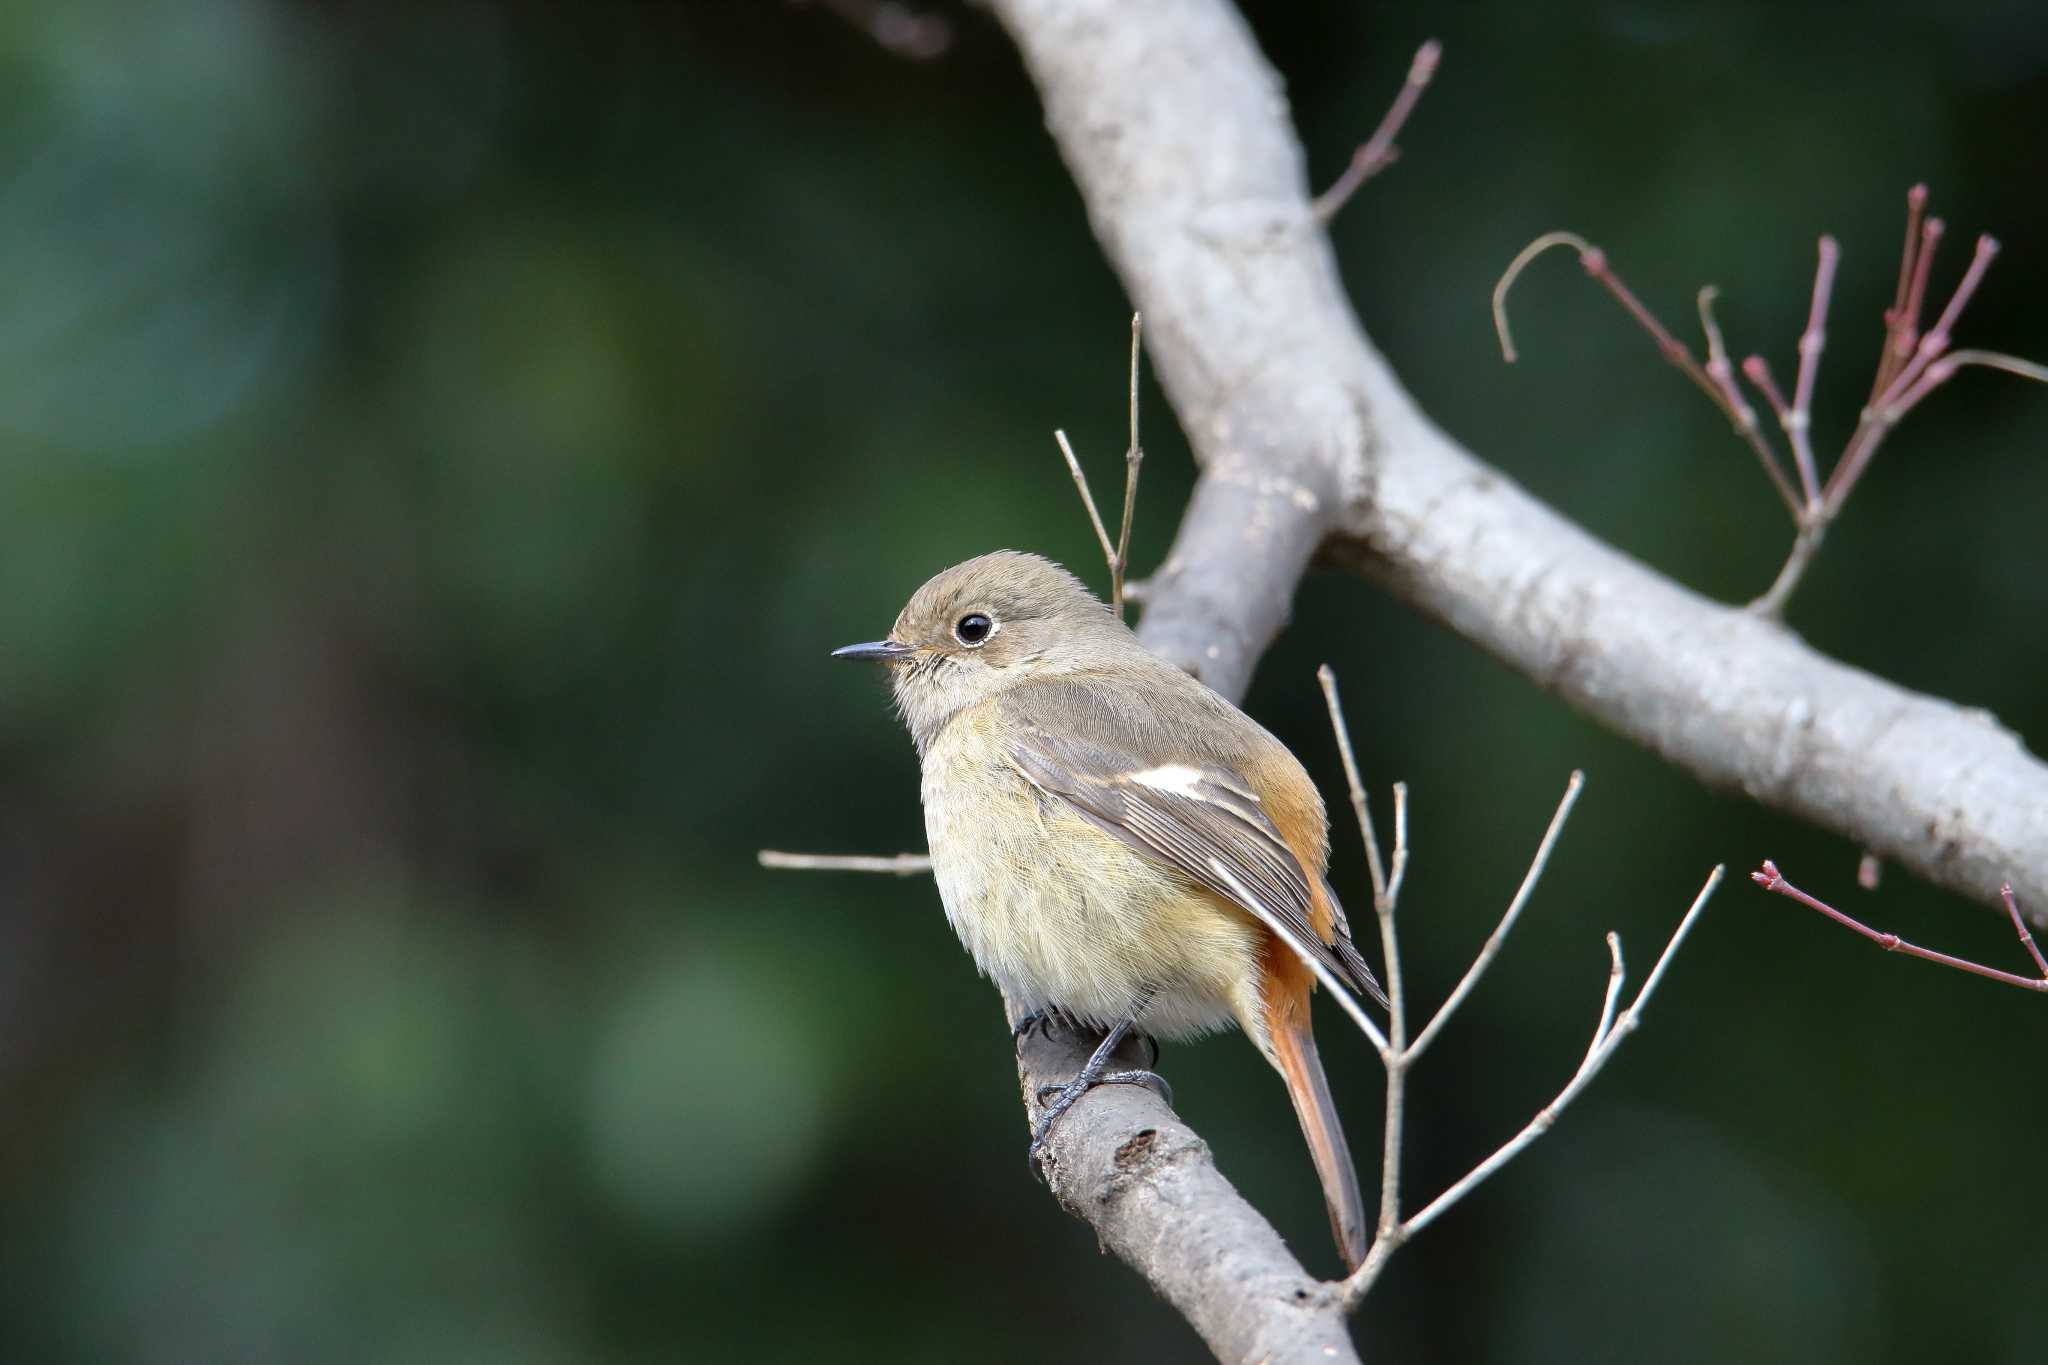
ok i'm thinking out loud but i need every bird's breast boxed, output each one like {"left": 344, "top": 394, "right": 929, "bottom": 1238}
{"left": 916, "top": 711, "right": 1262, "bottom": 1041}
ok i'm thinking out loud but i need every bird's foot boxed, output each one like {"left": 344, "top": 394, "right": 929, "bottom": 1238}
{"left": 1026, "top": 1064, "right": 1172, "bottom": 1177}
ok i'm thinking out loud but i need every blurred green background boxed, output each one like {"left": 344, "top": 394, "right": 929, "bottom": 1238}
{"left": 2, "top": 2, "right": 2044, "bottom": 1362}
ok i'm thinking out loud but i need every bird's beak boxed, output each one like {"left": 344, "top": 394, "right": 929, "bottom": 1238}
{"left": 832, "top": 639, "right": 915, "bottom": 664}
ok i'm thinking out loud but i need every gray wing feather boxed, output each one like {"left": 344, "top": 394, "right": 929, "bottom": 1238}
{"left": 1006, "top": 717, "right": 1386, "bottom": 1008}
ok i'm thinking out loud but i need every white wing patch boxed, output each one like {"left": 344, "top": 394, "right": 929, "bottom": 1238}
{"left": 1130, "top": 764, "right": 1206, "bottom": 798}
{"left": 1130, "top": 764, "right": 1263, "bottom": 803}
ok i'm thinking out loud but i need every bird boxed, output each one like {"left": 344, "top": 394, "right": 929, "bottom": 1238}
{"left": 834, "top": 549, "right": 1385, "bottom": 1271}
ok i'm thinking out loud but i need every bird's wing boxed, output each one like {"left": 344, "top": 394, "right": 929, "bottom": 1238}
{"left": 999, "top": 685, "right": 1386, "bottom": 1008}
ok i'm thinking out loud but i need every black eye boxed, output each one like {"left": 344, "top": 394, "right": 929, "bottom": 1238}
{"left": 955, "top": 613, "right": 994, "bottom": 646}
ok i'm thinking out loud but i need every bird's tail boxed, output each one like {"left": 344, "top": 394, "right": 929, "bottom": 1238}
{"left": 1264, "top": 955, "right": 1368, "bottom": 1272}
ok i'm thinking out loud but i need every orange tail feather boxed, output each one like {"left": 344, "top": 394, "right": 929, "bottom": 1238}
{"left": 1263, "top": 952, "right": 1368, "bottom": 1272}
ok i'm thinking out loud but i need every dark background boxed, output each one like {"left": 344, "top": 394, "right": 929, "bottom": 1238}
{"left": 2, "top": 3, "right": 2044, "bottom": 1362}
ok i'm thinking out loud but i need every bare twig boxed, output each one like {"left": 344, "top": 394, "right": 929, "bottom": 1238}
{"left": 1314, "top": 667, "right": 1408, "bottom": 1236}
{"left": 1115, "top": 313, "right": 1145, "bottom": 618}
{"left": 1311, "top": 39, "right": 1441, "bottom": 224}
{"left": 1697, "top": 286, "right": 1804, "bottom": 518}
{"left": 1787, "top": 236, "right": 1839, "bottom": 508}
{"left": 1748, "top": 526, "right": 1825, "bottom": 619}
{"left": 1316, "top": 665, "right": 1389, "bottom": 902}
{"left": 1314, "top": 667, "right": 1720, "bottom": 1310}
{"left": 1501, "top": 192, "right": 2041, "bottom": 618}
{"left": 2007, "top": 885, "right": 2048, "bottom": 980}
{"left": 1492, "top": 231, "right": 1589, "bottom": 364}
{"left": 1368, "top": 795, "right": 1408, "bottom": 1240}
{"left": 1372, "top": 866, "right": 1720, "bottom": 1261}
{"left": 1054, "top": 427, "right": 1119, "bottom": 587}
{"left": 1752, "top": 860, "right": 2048, "bottom": 992}
{"left": 1881, "top": 348, "right": 2048, "bottom": 420}
{"left": 1888, "top": 216, "right": 1945, "bottom": 378}
{"left": 1495, "top": 233, "right": 1802, "bottom": 517}
{"left": 1406, "top": 770, "right": 1584, "bottom": 1063}
{"left": 1054, "top": 313, "right": 1147, "bottom": 618}
{"left": 1823, "top": 232, "right": 2002, "bottom": 518}
{"left": 1496, "top": 235, "right": 1719, "bottom": 408}
{"left": 757, "top": 849, "right": 933, "bottom": 875}
{"left": 1739, "top": 355, "right": 1798, "bottom": 452}
{"left": 1872, "top": 185, "right": 1930, "bottom": 400}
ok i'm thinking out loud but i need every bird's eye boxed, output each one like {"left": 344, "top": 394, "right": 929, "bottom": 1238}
{"left": 955, "top": 613, "right": 994, "bottom": 646}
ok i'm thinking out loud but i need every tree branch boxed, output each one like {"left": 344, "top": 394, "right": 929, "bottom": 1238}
{"left": 991, "top": 0, "right": 2048, "bottom": 925}
{"left": 1010, "top": 1011, "right": 1360, "bottom": 1361}
{"left": 980, "top": 1, "right": 2047, "bottom": 1356}
{"left": 1752, "top": 860, "right": 2047, "bottom": 992}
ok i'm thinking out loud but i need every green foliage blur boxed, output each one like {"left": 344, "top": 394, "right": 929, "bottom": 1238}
{"left": 2, "top": 3, "right": 2045, "bottom": 1362}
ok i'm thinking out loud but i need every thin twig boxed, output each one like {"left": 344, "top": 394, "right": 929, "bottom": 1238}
{"left": 1748, "top": 525, "right": 1825, "bottom": 619}
{"left": 1114, "top": 312, "right": 1145, "bottom": 619}
{"left": 1311, "top": 39, "right": 1442, "bottom": 224}
{"left": 1741, "top": 355, "right": 1794, "bottom": 436}
{"left": 1824, "top": 233, "right": 2002, "bottom": 517}
{"left": 1502, "top": 192, "right": 2039, "bottom": 619}
{"left": 1406, "top": 770, "right": 1585, "bottom": 1062}
{"left": 2005, "top": 884, "right": 2048, "bottom": 978}
{"left": 1369, "top": 802, "right": 1409, "bottom": 1239}
{"left": 1696, "top": 286, "right": 1803, "bottom": 518}
{"left": 1317, "top": 665, "right": 1389, "bottom": 903}
{"left": 757, "top": 849, "right": 934, "bottom": 875}
{"left": 1787, "top": 236, "right": 1840, "bottom": 508}
{"left": 1054, "top": 428, "right": 1119, "bottom": 584}
{"left": 1342, "top": 865, "right": 1725, "bottom": 1306}
{"left": 1495, "top": 233, "right": 1772, "bottom": 482}
{"left": 1880, "top": 348, "right": 2048, "bottom": 423}
{"left": 1752, "top": 860, "right": 2048, "bottom": 991}
{"left": 1055, "top": 315, "right": 1147, "bottom": 619}
{"left": 1318, "top": 667, "right": 1406, "bottom": 1243}
{"left": 1582, "top": 932, "right": 1626, "bottom": 1071}
{"left": 1493, "top": 231, "right": 1591, "bottom": 364}
{"left": 1385, "top": 783, "right": 1410, "bottom": 912}
{"left": 1872, "top": 185, "right": 1930, "bottom": 401}
{"left": 1908, "top": 235, "right": 2001, "bottom": 382}
{"left": 1893, "top": 217, "right": 1946, "bottom": 374}
{"left": 1739, "top": 354, "right": 1823, "bottom": 533}
{"left": 1318, "top": 668, "right": 1717, "bottom": 1310}
{"left": 1502, "top": 236, "right": 1724, "bottom": 407}
{"left": 1389, "top": 866, "right": 1720, "bottom": 1243}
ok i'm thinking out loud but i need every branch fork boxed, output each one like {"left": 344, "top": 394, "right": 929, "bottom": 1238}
{"left": 1055, "top": 312, "right": 1146, "bottom": 618}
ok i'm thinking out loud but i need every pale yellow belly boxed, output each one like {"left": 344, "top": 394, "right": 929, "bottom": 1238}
{"left": 920, "top": 731, "right": 1265, "bottom": 1043}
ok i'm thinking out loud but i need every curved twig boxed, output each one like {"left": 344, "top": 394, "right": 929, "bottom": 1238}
{"left": 1492, "top": 230, "right": 1593, "bottom": 363}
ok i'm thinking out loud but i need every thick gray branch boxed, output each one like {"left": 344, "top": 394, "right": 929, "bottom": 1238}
{"left": 983, "top": 0, "right": 2047, "bottom": 1358}
{"left": 995, "top": 0, "right": 2048, "bottom": 920}
{"left": 1012, "top": 1017, "right": 1356, "bottom": 1362}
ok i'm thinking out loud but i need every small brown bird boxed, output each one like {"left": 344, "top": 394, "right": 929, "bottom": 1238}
{"left": 836, "top": 550, "right": 1385, "bottom": 1270}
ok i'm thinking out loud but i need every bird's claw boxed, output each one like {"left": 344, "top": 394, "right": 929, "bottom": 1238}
{"left": 1026, "top": 1068, "right": 1174, "bottom": 1179}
